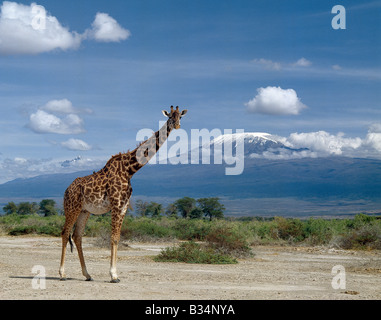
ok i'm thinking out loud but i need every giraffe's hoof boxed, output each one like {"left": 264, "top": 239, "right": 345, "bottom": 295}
{"left": 60, "top": 277, "right": 67, "bottom": 281}
{"left": 110, "top": 278, "right": 120, "bottom": 283}
{"left": 85, "top": 277, "right": 93, "bottom": 281}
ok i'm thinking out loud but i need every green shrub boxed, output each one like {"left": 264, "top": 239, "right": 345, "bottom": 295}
{"left": 353, "top": 213, "right": 377, "bottom": 228}
{"left": 121, "top": 217, "right": 173, "bottom": 241}
{"left": 253, "top": 221, "right": 274, "bottom": 241}
{"left": 206, "top": 222, "right": 252, "bottom": 257}
{"left": 271, "top": 217, "right": 306, "bottom": 242}
{"left": 303, "top": 218, "right": 334, "bottom": 245}
{"left": 154, "top": 241, "right": 237, "bottom": 264}
{"left": 9, "top": 226, "right": 37, "bottom": 235}
{"left": 1, "top": 211, "right": 380, "bottom": 252}
{"left": 37, "top": 224, "right": 62, "bottom": 236}
{"left": 8, "top": 222, "right": 62, "bottom": 236}
{"left": 172, "top": 219, "right": 212, "bottom": 240}
{"left": 334, "top": 224, "right": 381, "bottom": 250}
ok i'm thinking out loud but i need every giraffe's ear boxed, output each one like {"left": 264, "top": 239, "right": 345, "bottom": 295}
{"left": 181, "top": 109, "right": 187, "bottom": 116}
{"left": 162, "top": 110, "right": 170, "bottom": 117}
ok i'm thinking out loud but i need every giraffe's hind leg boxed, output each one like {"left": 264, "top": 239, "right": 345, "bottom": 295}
{"left": 59, "top": 209, "right": 81, "bottom": 280}
{"left": 72, "top": 209, "right": 92, "bottom": 281}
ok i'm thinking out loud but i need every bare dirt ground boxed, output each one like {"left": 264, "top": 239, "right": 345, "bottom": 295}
{"left": 0, "top": 236, "right": 380, "bottom": 300}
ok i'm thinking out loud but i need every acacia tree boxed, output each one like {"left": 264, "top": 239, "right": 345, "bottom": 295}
{"left": 197, "top": 197, "right": 225, "bottom": 221}
{"left": 3, "top": 202, "right": 17, "bottom": 215}
{"left": 174, "top": 197, "right": 196, "bottom": 218}
{"left": 135, "top": 199, "right": 149, "bottom": 217}
{"left": 165, "top": 203, "right": 178, "bottom": 218}
{"left": 145, "top": 202, "right": 162, "bottom": 218}
{"left": 17, "top": 202, "right": 39, "bottom": 215}
{"left": 39, "top": 199, "right": 58, "bottom": 216}
{"left": 189, "top": 207, "right": 203, "bottom": 219}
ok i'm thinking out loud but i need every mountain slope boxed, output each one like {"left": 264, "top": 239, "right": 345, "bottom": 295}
{"left": 1, "top": 156, "right": 379, "bottom": 200}
{"left": 0, "top": 133, "right": 380, "bottom": 216}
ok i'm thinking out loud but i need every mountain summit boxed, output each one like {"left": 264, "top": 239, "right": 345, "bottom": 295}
{"left": 206, "top": 132, "right": 308, "bottom": 159}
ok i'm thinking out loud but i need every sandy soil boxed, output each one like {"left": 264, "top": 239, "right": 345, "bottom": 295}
{"left": 0, "top": 236, "right": 380, "bottom": 300}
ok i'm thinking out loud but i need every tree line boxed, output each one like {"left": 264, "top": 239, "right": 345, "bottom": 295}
{"left": 2, "top": 197, "right": 225, "bottom": 220}
{"left": 3, "top": 199, "right": 59, "bottom": 216}
{"left": 135, "top": 197, "right": 225, "bottom": 220}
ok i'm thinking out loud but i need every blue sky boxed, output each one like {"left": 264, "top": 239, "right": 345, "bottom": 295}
{"left": 0, "top": 0, "right": 380, "bottom": 182}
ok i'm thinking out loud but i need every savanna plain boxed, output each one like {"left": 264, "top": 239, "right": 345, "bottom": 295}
{"left": 0, "top": 214, "right": 380, "bottom": 300}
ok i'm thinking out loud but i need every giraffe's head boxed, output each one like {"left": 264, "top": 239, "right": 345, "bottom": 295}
{"left": 162, "top": 106, "right": 187, "bottom": 130}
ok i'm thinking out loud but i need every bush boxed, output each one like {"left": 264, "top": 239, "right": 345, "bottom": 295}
{"left": 333, "top": 224, "right": 381, "bottom": 250}
{"left": 172, "top": 219, "right": 212, "bottom": 240}
{"left": 154, "top": 241, "right": 237, "bottom": 264}
{"left": 9, "top": 226, "right": 37, "bottom": 235}
{"left": 303, "top": 218, "right": 334, "bottom": 245}
{"left": 206, "top": 222, "right": 252, "bottom": 257}
{"left": 1, "top": 211, "right": 380, "bottom": 252}
{"left": 271, "top": 217, "right": 306, "bottom": 242}
{"left": 121, "top": 217, "right": 173, "bottom": 241}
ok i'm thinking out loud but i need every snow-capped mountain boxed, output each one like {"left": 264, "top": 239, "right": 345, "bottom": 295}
{"left": 61, "top": 156, "right": 83, "bottom": 167}
{"left": 206, "top": 132, "right": 308, "bottom": 159}
{"left": 1, "top": 132, "right": 381, "bottom": 216}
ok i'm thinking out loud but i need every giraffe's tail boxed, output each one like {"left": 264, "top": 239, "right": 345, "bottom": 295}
{"left": 68, "top": 234, "right": 74, "bottom": 253}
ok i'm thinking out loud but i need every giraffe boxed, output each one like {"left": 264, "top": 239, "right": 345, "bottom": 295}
{"left": 59, "top": 106, "right": 187, "bottom": 283}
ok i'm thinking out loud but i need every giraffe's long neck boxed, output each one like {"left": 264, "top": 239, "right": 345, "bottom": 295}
{"left": 128, "top": 119, "right": 174, "bottom": 175}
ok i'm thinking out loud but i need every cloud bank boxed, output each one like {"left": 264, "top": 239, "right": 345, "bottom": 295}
{"left": 0, "top": 2, "right": 130, "bottom": 55}
{"left": 363, "top": 123, "right": 381, "bottom": 153}
{"left": 285, "top": 131, "right": 362, "bottom": 156}
{"left": 0, "top": 156, "right": 105, "bottom": 183}
{"left": 1, "top": 125, "right": 381, "bottom": 183}
{"left": 248, "top": 126, "right": 381, "bottom": 160}
{"left": 245, "top": 86, "right": 307, "bottom": 115}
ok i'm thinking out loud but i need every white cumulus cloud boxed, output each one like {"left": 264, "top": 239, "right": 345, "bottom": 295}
{"left": 61, "top": 138, "right": 92, "bottom": 151}
{"left": 41, "top": 98, "right": 92, "bottom": 114}
{"left": 27, "top": 99, "right": 92, "bottom": 135}
{"left": 86, "top": 12, "right": 130, "bottom": 42}
{"left": 41, "top": 99, "right": 77, "bottom": 114}
{"left": 28, "top": 109, "right": 85, "bottom": 134}
{"left": 0, "top": 1, "right": 81, "bottom": 54}
{"left": 245, "top": 86, "right": 307, "bottom": 115}
{"left": 0, "top": 2, "right": 130, "bottom": 55}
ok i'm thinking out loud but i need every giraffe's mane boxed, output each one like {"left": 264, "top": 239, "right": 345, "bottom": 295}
{"left": 105, "top": 143, "right": 141, "bottom": 166}
{"left": 103, "top": 152, "right": 122, "bottom": 168}
{"left": 99, "top": 139, "right": 147, "bottom": 173}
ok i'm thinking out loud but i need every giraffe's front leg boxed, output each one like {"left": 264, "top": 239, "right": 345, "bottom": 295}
{"left": 110, "top": 239, "right": 119, "bottom": 283}
{"left": 109, "top": 209, "right": 125, "bottom": 283}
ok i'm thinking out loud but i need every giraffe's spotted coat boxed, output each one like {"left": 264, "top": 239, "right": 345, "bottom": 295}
{"left": 59, "top": 107, "right": 187, "bottom": 282}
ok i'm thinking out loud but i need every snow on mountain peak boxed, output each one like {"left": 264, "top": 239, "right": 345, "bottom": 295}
{"left": 211, "top": 132, "right": 280, "bottom": 145}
